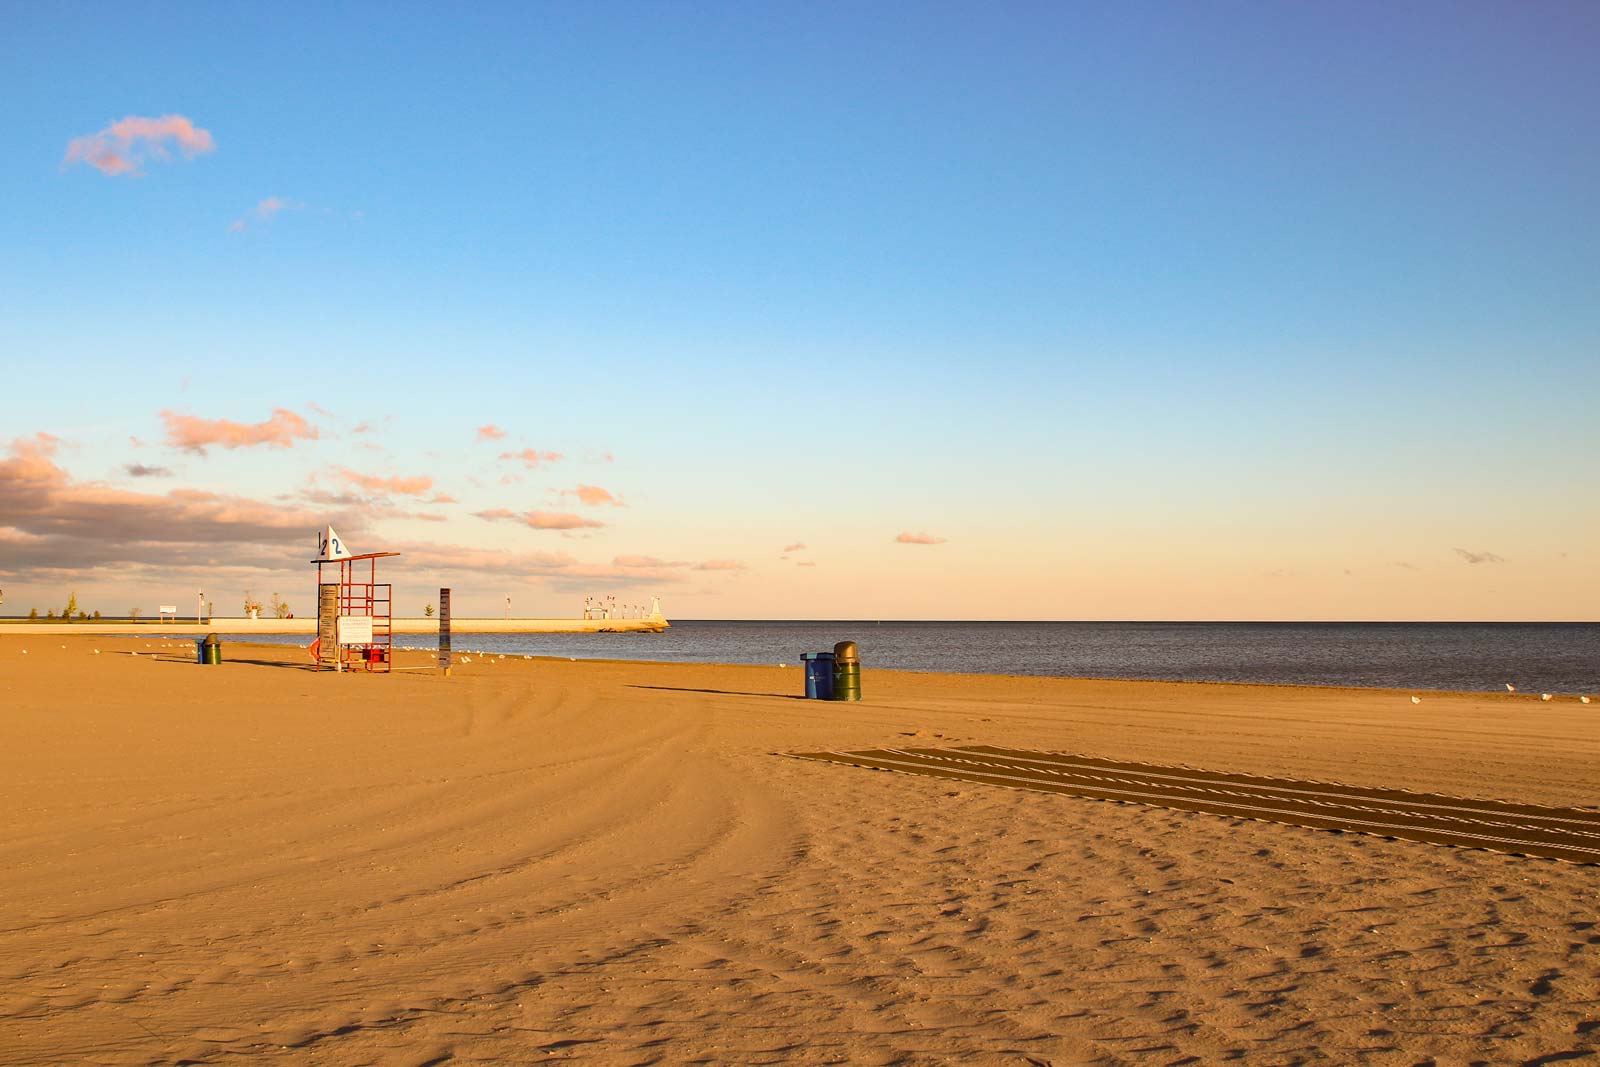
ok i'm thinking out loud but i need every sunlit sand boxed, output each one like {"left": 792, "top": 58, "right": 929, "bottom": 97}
{"left": 3, "top": 637, "right": 1597, "bottom": 1065}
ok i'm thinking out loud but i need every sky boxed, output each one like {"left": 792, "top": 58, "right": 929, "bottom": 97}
{"left": 1, "top": 2, "right": 1597, "bottom": 621}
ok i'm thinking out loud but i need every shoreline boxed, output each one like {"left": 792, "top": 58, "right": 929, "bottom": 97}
{"left": 192, "top": 635, "right": 1600, "bottom": 698}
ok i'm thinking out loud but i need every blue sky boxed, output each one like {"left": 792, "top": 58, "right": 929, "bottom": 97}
{"left": 1, "top": 2, "right": 1596, "bottom": 619}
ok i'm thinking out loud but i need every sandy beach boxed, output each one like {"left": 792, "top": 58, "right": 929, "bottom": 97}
{"left": 3, "top": 637, "right": 1598, "bottom": 1066}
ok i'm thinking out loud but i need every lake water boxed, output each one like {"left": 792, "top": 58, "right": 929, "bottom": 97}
{"left": 229, "top": 620, "right": 1600, "bottom": 693}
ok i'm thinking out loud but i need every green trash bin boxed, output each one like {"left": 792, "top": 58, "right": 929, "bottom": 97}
{"left": 831, "top": 640, "right": 861, "bottom": 701}
{"left": 201, "top": 633, "right": 222, "bottom": 665}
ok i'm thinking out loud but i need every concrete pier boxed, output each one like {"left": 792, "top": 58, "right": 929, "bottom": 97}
{"left": 0, "top": 616, "right": 669, "bottom": 637}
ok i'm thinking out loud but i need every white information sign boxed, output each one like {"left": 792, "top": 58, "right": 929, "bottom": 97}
{"left": 158, "top": 604, "right": 177, "bottom": 614}
{"left": 317, "top": 525, "right": 352, "bottom": 561}
{"left": 337, "top": 615, "right": 373, "bottom": 645}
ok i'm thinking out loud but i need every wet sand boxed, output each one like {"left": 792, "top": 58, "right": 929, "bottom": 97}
{"left": 2, "top": 636, "right": 1597, "bottom": 1066}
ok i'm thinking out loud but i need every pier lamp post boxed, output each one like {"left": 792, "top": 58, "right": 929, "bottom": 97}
{"left": 197, "top": 591, "right": 204, "bottom": 625}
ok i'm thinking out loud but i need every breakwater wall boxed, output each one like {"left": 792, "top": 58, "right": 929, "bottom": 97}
{"left": 0, "top": 617, "right": 669, "bottom": 637}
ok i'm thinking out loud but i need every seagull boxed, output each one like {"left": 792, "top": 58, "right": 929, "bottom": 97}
{"left": 1541, "top": 693, "right": 1554, "bottom": 701}
{"left": 1582, "top": 696, "right": 1592, "bottom": 705}
{"left": 1410, "top": 696, "right": 1421, "bottom": 704}
{"left": 1505, "top": 683, "right": 1517, "bottom": 692}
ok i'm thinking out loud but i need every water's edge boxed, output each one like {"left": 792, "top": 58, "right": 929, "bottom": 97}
{"left": 216, "top": 620, "right": 1600, "bottom": 694}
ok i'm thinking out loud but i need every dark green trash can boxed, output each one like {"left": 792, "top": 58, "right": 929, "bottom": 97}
{"left": 831, "top": 640, "right": 861, "bottom": 701}
{"left": 201, "top": 633, "right": 222, "bottom": 665}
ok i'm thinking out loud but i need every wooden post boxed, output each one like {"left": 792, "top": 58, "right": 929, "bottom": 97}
{"left": 317, "top": 583, "right": 340, "bottom": 671}
{"left": 438, "top": 587, "right": 451, "bottom": 676}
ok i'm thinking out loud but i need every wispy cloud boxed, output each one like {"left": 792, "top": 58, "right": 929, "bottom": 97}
{"left": 566, "top": 484, "right": 624, "bottom": 507}
{"left": 783, "top": 542, "right": 807, "bottom": 553}
{"left": 229, "top": 195, "right": 301, "bottom": 233}
{"left": 162, "top": 408, "right": 319, "bottom": 456}
{"left": 63, "top": 114, "right": 215, "bottom": 176}
{"left": 614, "top": 554, "right": 687, "bottom": 569}
{"left": 895, "top": 531, "right": 946, "bottom": 545}
{"left": 335, "top": 468, "right": 435, "bottom": 497}
{"left": 694, "top": 559, "right": 746, "bottom": 571}
{"left": 499, "top": 447, "right": 563, "bottom": 468}
{"left": 123, "top": 463, "right": 172, "bottom": 478}
{"left": 476, "top": 424, "right": 507, "bottom": 441}
{"left": 1454, "top": 548, "right": 1506, "bottom": 565}
{"left": 474, "top": 508, "right": 603, "bottom": 530}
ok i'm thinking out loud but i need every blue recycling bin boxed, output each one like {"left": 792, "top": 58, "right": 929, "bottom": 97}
{"left": 800, "top": 652, "right": 836, "bottom": 699}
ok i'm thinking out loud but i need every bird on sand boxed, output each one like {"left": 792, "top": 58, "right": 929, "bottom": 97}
{"left": 1505, "top": 683, "right": 1517, "bottom": 692}
{"left": 1410, "top": 696, "right": 1421, "bottom": 704}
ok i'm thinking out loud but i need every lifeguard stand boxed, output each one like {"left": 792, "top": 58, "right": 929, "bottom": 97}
{"left": 311, "top": 525, "right": 398, "bottom": 673}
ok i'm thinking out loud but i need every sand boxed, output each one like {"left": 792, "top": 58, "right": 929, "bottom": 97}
{"left": 2, "top": 636, "right": 1597, "bottom": 1066}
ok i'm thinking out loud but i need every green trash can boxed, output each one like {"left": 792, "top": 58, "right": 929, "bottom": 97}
{"left": 201, "top": 633, "right": 222, "bottom": 665}
{"left": 831, "top": 640, "right": 861, "bottom": 701}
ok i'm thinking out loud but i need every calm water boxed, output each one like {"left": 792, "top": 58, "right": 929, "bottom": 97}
{"left": 232, "top": 621, "right": 1600, "bottom": 693}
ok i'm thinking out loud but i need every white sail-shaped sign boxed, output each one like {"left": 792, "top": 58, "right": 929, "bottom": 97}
{"left": 317, "top": 525, "right": 352, "bottom": 561}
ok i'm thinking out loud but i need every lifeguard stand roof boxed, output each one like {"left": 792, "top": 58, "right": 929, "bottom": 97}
{"left": 310, "top": 551, "right": 402, "bottom": 564}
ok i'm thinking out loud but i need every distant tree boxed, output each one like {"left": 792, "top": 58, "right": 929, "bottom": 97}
{"left": 28, "top": 608, "right": 38, "bottom": 620}
{"left": 424, "top": 603, "right": 435, "bottom": 618}
{"left": 76, "top": 610, "right": 87, "bottom": 620}
{"left": 270, "top": 593, "right": 291, "bottom": 619}
{"left": 129, "top": 607, "right": 142, "bottom": 622}
{"left": 46, "top": 609, "right": 55, "bottom": 618}
{"left": 92, "top": 610, "right": 101, "bottom": 620}
{"left": 243, "top": 590, "right": 262, "bottom": 617}
{"left": 63, "top": 592, "right": 78, "bottom": 620}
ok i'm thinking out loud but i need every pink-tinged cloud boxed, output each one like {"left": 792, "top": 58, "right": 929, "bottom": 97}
{"left": 568, "top": 484, "right": 624, "bottom": 507}
{"left": 229, "top": 196, "right": 300, "bottom": 233}
{"left": 335, "top": 467, "right": 435, "bottom": 496}
{"left": 390, "top": 541, "right": 701, "bottom": 592}
{"left": 473, "top": 508, "right": 603, "bottom": 530}
{"left": 797, "top": 561, "right": 817, "bottom": 567}
{"left": 476, "top": 424, "right": 507, "bottom": 441}
{"left": 783, "top": 542, "right": 807, "bottom": 553}
{"left": 694, "top": 559, "right": 746, "bottom": 571}
{"left": 499, "top": 447, "right": 563, "bottom": 468}
{"left": 162, "top": 408, "right": 318, "bottom": 456}
{"left": 64, "top": 114, "right": 215, "bottom": 177}
{"left": 614, "top": 554, "right": 689, "bottom": 569}
{"left": 525, "top": 510, "right": 603, "bottom": 530}
{"left": 430, "top": 492, "right": 457, "bottom": 504}
{"left": 0, "top": 433, "right": 328, "bottom": 571}
{"left": 895, "top": 531, "right": 947, "bottom": 545}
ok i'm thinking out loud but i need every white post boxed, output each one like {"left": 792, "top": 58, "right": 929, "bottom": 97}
{"left": 197, "top": 591, "right": 204, "bottom": 625}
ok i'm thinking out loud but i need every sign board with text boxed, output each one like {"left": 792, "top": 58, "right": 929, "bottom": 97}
{"left": 337, "top": 614, "right": 373, "bottom": 645}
